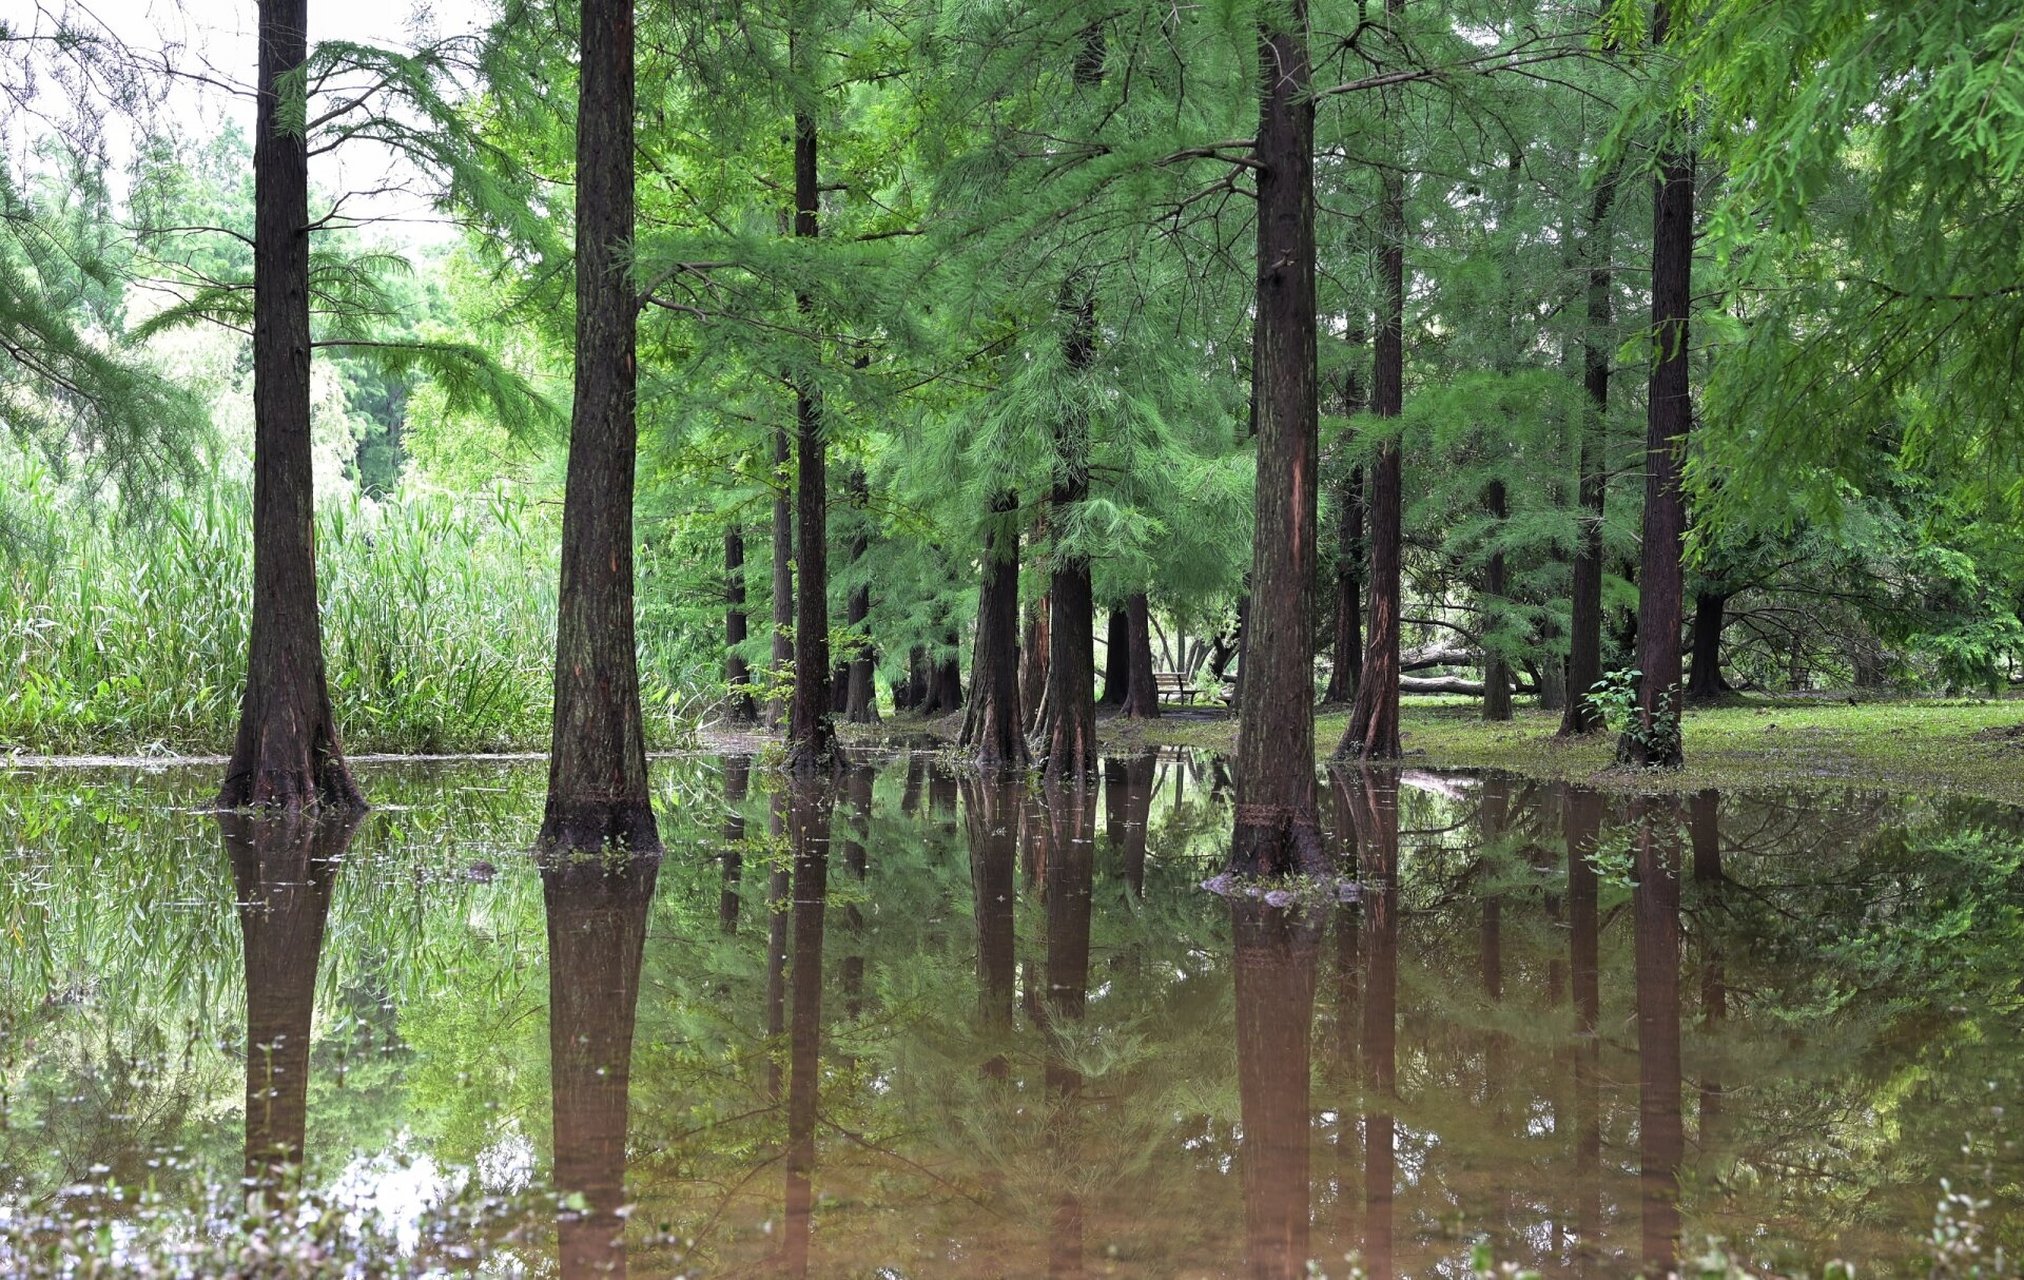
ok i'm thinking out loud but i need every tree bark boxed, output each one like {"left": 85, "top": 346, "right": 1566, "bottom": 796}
{"left": 220, "top": 0, "right": 362, "bottom": 813}
{"left": 1324, "top": 464, "right": 1365, "bottom": 704}
{"left": 1039, "top": 293, "right": 1098, "bottom": 782}
{"left": 1560, "top": 165, "right": 1619, "bottom": 736}
{"left": 724, "top": 525, "right": 757, "bottom": 724}
{"left": 770, "top": 426, "right": 794, "bottom": 730}
{"left": 961, "top": 491, "right": 1027, "bottom": 767}
{"left": 784, "top": 81, "right": 841, "bottom": 772}
{"left": 842, "top": 472, "right": 879, "bottom": 723}
{"left": 1685, "top": 590, "right": 1731, "bottom": 702}
{"left": 539, "top": 0, "right": 658, "bottom": 853}
{"left": 1021, "top": 590, "right": 1050, "bottom": 733}
{"left": 1121, "top": 591, "right": 1160, "bottom": 719}
{"left": 1620, "top": 4, "right": 1693, "bottom": 769}
{"left": 1228, "top": 0, "right": 1325, "bottom": 877}
{"left": 1100, "top": 607, "right": 1129, "bottom": 707}
{"left": 1340, "top": 3, "right": 1408, "bottom": 762}
{"left": 1482, "top": 478, "right": 1512, "bottom": 721}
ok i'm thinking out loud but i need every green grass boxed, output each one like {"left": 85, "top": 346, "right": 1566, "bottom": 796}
{"left": 1095, "top": 694, "right": 2024, "bottom": 807}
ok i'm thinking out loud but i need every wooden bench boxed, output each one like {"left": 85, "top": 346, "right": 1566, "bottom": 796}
{"left": 1154, "top": 671, "right": 1200, "bottom": 704}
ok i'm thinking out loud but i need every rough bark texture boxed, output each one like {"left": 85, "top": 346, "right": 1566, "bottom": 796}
{"left": 1039, "top": 296, "right": 1098, "bottom": 782}
{"left": 724, "top": 526, "right": 758, "bottom": 724}
{"left": 1121, "top": 592, "right": 1160, "bottom": 719}
{"left": 1020, "top": 594, "right": 1050, "bottom": 734}
{"left": 1232, "top": 900, "right": 1322, "bottom": 1280}
{"left": 1685, "top": 590, "right": 1731, "bottom": 702}
{"left": 1340, "top": 29, "right": 1407, "bottom": 762}
{"left": 540, "top": 0, "right": 659, "bottom": 854}
{"left": 226, "top": 809, "right": 357, "bottom": 1198}
{"left": 1560, "top": 168, "right": 1619, "bottom": 736}
{"left": 785, "top": 94, "right": 841, "bottom": 773}
{"left": 1482, "top": 478, "right": 1513, "bottom": 721}
{"left": 1620, "top": 21, "right": 1693, "bottom": 769}
{"left": 770, "top": 426, "right": 794, "bottom": 730}
{"left": 1099, "top": 607, "right": 1129, "bottom": 707}
{"left": 220, "top": 0, "right": 361, "bottom": 813}
{"left": 1228, "top": 0, "right": 1325, "bottom": 878}
{"left": 961, "top": 493, "right": 1028, "bottom": 767}
{"left": 841, "top": 472, "right": 879, "bottom": 724}
{"left": 543, "top": 849, "right": 658, "bottom": 1280}
{"left": 1324, "top": 463, "right": 1365, "bottom": 704}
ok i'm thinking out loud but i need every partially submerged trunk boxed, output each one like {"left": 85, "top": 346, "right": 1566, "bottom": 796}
{"left": 540, "top": 0, "right": 658, "bottom": 852}
{"left": 960, "top": 492, "right": 1027, "bottom": 768}
{"left": 1228, "top": 0, "right": 1325, "bottom": 877}
{"left": 220, "top": 0, "right": 360, "bottom": 813}
{"left": 1039, "top": 296, "right": 1098, "bottom": 782}
{"left": 724, "top": 526, "right": 758, "bottom": 724}
{"left": 1618, "top": 43, "right": 1693, "bottom": 769}
{"left": 1121, "top": 591, "right": 1160, "bottom": 719}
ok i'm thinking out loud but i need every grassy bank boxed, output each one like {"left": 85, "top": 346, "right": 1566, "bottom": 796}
{"left": 854, "top": 694, "right": 2024, "bottom": 807}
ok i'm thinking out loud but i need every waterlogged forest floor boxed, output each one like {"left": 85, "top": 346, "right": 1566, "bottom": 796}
{"left": 856, "top": 693, "right": 2024, "bottom": 808}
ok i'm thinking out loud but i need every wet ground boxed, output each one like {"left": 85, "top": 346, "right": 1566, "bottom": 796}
{"left": 1, "top": 752, "right": 2019, "bottom": 1276}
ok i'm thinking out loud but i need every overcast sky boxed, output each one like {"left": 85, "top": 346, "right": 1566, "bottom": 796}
{"left": 8, "top": 0, "right": 496, "bottom": 244}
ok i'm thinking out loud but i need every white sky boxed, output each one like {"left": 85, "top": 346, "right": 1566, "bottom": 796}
{"left": 6, "top": 0, "right": 497, "bottom": 245}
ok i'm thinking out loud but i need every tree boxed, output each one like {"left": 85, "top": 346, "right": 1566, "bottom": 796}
{"left": 540, "top": 0, "right": 659, "bottom": 851}
{"left": 219, "top": 0, "right": 362, "bottom": 812}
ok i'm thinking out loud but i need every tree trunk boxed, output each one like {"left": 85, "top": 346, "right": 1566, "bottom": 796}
{"left": 1121, "top": 591, "right": 1160, "bottom": 719}
{"left": 929, "top": 628, "right": 965, "bottom": 712}
{"left": 842, "top": 472, "right": 878, "bottom": 723}
{"left": 543, "top": 847, "right": 657, "bottom": 1280}
{"left": 770, "top": 426, "right": 794, "bottom": 730}
{"left": 1228, "top": 0, "right": 1325, "bottom": 878}
{"left": 784, "top": 87, "right": 841, "bottom": 773}
{"left": 539, "top": 0, "right": 658, "bottom": 853}
{"left": 1340, "top": 7, "right": 1407, "bottom": 761}
{"left": 226, "top": 809, "right": 357, "bottom": 1199}
{"left": 781, "top": 779, "right": 832, "bottom": 1277}
{"left": 1482, "top": 478, "right": 1512, "bottom": 721}
{"left": 1232, "top": 900, "right": 1321, "bottom": 1279}
{"left": 1685, "top": 590, "right": 1731, "bottom": 702}
{"left": 1020, "top": 592, "right": 1050, "bottom": 733}
{"left": 1100, "top": 607, "right": 1129, "bottom": 707}
{"left": 1632, "top": 798, "right": 1684, "bottom": 1271}
{"left": 724, "top": 526, "right": 757, "bottom": 724}
{"left": 1323, "top": 463, "right": 1364, "bottom": 704}
{"left": 220, "top": 0, "right": 361, "bottom": 812}
{"left": 1039, "top": 294, "right": 1097, "bottom": 782}
{"left": 1619, "top": 19, "right": 1693, "bottom": 769}
{"left": 961, "top": 491, "right": 1027, "bottom": 767}
{"left": 1560, "top": 166, "right": 1619, "bottom": 736}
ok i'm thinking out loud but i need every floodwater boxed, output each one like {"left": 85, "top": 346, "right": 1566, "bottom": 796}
{"left": 1, "top": 752, "right": 2020, "bottom": 1277}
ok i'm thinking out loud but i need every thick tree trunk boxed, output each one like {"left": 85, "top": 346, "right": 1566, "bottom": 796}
{"left": 1039, "top": 295, "right": 1098, "bottom": 782}
{"left": 1121, "top": 591, "right": 1160, "bottom": 719}
{"left": 1324, "top": 463, "right": 1364, "bottom": 704}
{"left": 770, "top": 426, "right": 794, "bottom": 730}
{"left": 933, "top": 629, "right": 964, "bottom": 711}
{"left": 724, "top": 526, "right": 758, "bottom": 724}
{"left": 784, "top": 92, "right": 841, "bottom": 772}
{"left": 1560, "top": 168, "right": 1619, "bottom": 736}
{"left": 961, "top": 492, "right": 1027, "bottom": 767}
{"left": 543, "top": 848, "right": 657, "bottom": 1279}
{"left": 539, "top": 0, "right": 658, "bottom": 853}
{"left": 1685, "top": 590, "right": 1731, "bottom": 702}
{"left": 226, "top": 809, "right": 357, "bottom": 1199}
{"left": 1340, "top": 19, "right": 1407, "bottom": 762}
{"left": 220, "top": 0, "right": 361, "bottom": 813}
{"left": 1482, "top": 479, "right": 1512, "bottom": 721}
{"left": 1021, "top": 591, "right": 1050, "bottom": 733}
{"left": 1620, "top": 16, "right": 1693, "bottom": 769}
{"left": 1100, "top": 607, "right": 1129, "bottom": 707}
{"left": 1228, "top": 0, "right": 1325, "bottom": 877}
{"left": 842, "top": 473, "right": 878, "bottom": 723}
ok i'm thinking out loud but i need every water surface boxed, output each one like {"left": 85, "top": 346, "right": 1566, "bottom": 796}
{"left": 1, "top": 753, "right": 2019, "bottom": 1276}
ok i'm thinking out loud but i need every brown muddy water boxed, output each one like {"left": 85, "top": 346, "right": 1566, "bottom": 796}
{"left": 0, "top": 752, "right": 2019, "bottom": 1276}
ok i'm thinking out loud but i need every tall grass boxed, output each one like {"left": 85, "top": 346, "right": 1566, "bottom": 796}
{"left": 0, "top": 453, "right": 701, "bottom": 755}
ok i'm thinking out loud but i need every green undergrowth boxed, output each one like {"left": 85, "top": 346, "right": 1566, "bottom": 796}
{"left": 858, "top": 694, "right": 2024, "bottom": 808}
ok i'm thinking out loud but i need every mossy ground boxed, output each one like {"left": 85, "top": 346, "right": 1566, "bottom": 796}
{"left": 848, "top": 693, "right": 2024, "bottom": 807}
